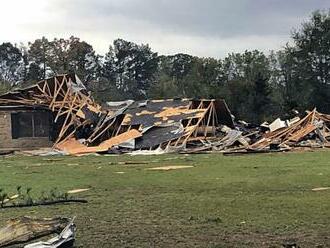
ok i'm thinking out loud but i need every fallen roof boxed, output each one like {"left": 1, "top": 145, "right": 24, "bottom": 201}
{"left": 111, "top": 98, "right": 234, "bottom": 150}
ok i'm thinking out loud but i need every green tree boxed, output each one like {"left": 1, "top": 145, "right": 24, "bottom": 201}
{"left": 28, "top": 36, "right": 101, "bottom": 84}
{"left": 288, "top": 10, "right": 330, "bottom": 112}
{"left": 252, "top": 72, "right": 271, "bottom": 122}
{"left": 27, "top": 37, "right": 51, "bottom": 81}
{"left": 0, "top": 42, "right": 25, "bottom": 86}
{"left": 221, "top": 50, "right": 272, "bottom": 122}
{"left": 67, "top": 36, "right": 102, "bottom": 82}
{"left": 104, "top": 39, "right": 159, "bottom": 100}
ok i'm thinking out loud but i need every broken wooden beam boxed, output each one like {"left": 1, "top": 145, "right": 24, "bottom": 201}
{"left": 0, "top": 217, "right": 70, "bottom": 247}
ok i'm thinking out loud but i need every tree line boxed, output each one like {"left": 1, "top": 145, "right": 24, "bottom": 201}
{"left": 0, "top": 10, "right": 329, "bottom": 123}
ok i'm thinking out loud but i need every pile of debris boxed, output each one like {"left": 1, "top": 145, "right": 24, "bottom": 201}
{"left": 55, "top": 97, "right": 236, "bottom": 155}
{"left": 221, "top": 109, "right": 330, "bottom": 155}
{"left": 249, "top": 109, "right": 330, "bottom": 150}
{"left": 0, "top": 74, "right": 236, "bottom": 155}
{"left": 0, "top": 74, "right": 330, "bottom": 155}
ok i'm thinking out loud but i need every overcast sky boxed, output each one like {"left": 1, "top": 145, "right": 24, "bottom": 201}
{"left": 0, "top": 0, "right": 328, "bottom": 58}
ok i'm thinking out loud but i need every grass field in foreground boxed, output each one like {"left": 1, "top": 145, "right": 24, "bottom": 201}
{"left": 1, "top": 151, "right": 330, "bottom": 247}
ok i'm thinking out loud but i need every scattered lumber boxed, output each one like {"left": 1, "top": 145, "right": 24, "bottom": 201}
{"left": 248, "top": 109, "right": 330, "bottom": 152}
{"left": 0, "top": 217, "right": 70, "bottom": 247}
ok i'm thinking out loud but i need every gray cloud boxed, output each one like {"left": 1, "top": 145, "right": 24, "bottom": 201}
{"left": 55, "top": 0, "right": 328, "bottom": 37}
{"left": 1, "top": 0, "right": 328, "bottom": 57}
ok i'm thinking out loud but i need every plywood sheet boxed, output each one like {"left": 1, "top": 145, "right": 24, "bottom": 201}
{"left": 56, "top": 129, "right": 142, "bottom": 155}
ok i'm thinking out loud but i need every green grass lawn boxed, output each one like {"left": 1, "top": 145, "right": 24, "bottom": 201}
{"left": 1, "top": 151, "right": 330, "bottom": 247}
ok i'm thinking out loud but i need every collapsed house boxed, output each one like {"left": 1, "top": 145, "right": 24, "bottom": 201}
{"left": 0, "top": 74, "right": 102, "bottom": 151}
{"left": 1, "top": 73, "right": 330, "bottom": 155}
{"left": 0, "top": 74, "right": 235, "bottom": 155}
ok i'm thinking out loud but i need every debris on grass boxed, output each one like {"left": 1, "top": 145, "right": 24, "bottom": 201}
{"left": 311, "top": 187, "right": 330, "bottom": 191}
{"left": 24, "top": 218, "right": 76, "bottom": 248}
{"left": 282, "top": 241, "right": 300, "bottom": 248}
{"left": 0, "top": 216, "right": 71, "bottom": 247}
{"left": 17, "top": 148, "right": 67, "bottom": 157}
{"left": 67, "top": 188, "right": 91, "bottom": 194}
{"left": 2, "top": 194, "right": 19, "bottom": 204}
{"left": 146, "top": 165, "right": 194, "bottom": 171}
{"left": 109, "top": 161, "right": 150, "bottom": 165}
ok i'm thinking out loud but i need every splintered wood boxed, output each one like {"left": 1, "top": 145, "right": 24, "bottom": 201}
{"left": 0, "top": 217, "right": 70, "bottom": 247}
{"left": 249, "top": 109, "right": 330, "bottom": 151}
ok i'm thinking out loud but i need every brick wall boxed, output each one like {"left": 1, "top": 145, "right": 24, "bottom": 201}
{"left": 0, "top": 110, "right": 53, "bottom": 149}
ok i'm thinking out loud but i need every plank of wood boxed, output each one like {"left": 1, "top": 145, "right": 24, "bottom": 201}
{"left": 287, "top": 123, "right": 317, "bottom": 142}
{"left": 56, "top": 129, "right": 142, "bottom": 155}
